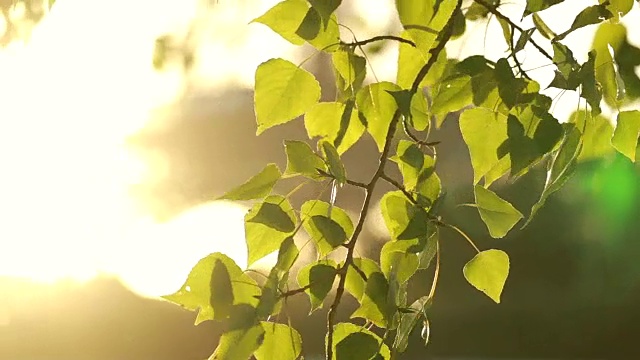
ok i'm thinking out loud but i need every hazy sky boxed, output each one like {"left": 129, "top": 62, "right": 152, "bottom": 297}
{"left": 0, "top": 0, "right": 638, "bottom": 298}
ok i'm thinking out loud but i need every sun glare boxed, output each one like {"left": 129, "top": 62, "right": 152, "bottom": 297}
{"left": 0, "top": 0, "right": 250, "bottom": 297}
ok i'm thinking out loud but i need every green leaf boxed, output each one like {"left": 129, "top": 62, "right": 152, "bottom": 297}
{"left": 275, "top": 237, "right": 299, "bottom": 273}
{"left": 569, "top": 110, "right": 614, "bottom": 161}
{"left": 247, "top": 202, "right": 296, "bottom": 233}
{"left": 283, "top": 140, "right": 326, "bottom": 179}
{"left": 592, "top": 24, "right": 626, "bottom": 106}
{"left": 396, "top": 30, "right": 448, "bottom": 89}
{"left": 394, "top": 296, "right": 429, "bottom": 353}
{"left": 210, "top": 259, "right": 234, "bottom": 320}
{"left": 256, "top": 271, "right": 283, "bottom": 318}
{"left": 514, "top": 28, "right": 535, "bottom": 53}
{"left": 344, "top": 258, "right": 381, "bottom": 301}
{"left": 532, "top": 13, "right": 556, "bottom": 39}
{"left": 463, "top": 249, "right": 510, "bottom": 303}
{"left": 555, "top": 4, "right": 613, "bottom": 41}
{"left": 305, "top": 101, "right": 366, "bottom": 154}
{"left": 332, "top": 49, "right": 366, "bottom": 93}
{"left": 410, "top": 91, "right": 431, "bottom": 131}
{"left": 254, "top": 322, "right": 302, "bottom": 360}
{"left": 255, "top": 58, "right": 321, "bottom": 134}
{"left": 297, "top": 260, "right": 337, "bottom": 312}
{"left": 578, "top": 51, "right": 603, "bottom": 115}
{"left": 380, "top": 241, "right": 419, "bottom": 284}
{"left": 380, "top": 191, "right": 430, "bottom": 241}
{"left": 397, "top": 0, "right": 458, "bottom": 54}
{"left": 507, "top": 107, "right": 563, "bottom": 176}
{"left": 552, "top": 42, "right": 579, "bottom": 80}
{"left": 474, "top": 185, "right": 523, "bottom": 238}
{"left": 524, "top": 125, "right": 582, "bottom": 227}
{"left": 308, "top": 0, "right": 342, "bottom": 26}
{"left": 356, "top": 82, "right": 401, "bottom": 152}
{"left": 612, "top": 110, "right": 640, "bottom": 162}
{"left": 252, "top": 0, "right": 339, "bottom": 50}
{"left": 309, "top": 216, "right": 348, "bottom": 248}
{"left": 163, "top": 253, "right": 260, "bottom": 325}
{"left": 351, "top": 272, "right": 393, "bottom": 327}
{"left": 328, "top": 322, "right": 390, "bottom": 360}
{"left": 301, "top": 200, "right": 354, "bottom": 256}
{"left": 495, "top": 58, "right": 527, "bottom": 109}
{"left": 321, "top": 140, "right": 347, "bottom": 184}
{"left": 465, "top": 0, "right": 497, "bottom": 20}
{"left": 393, "top": 140, "right": 424, "bottom": 190}
{"left": 523, "top": 0, "right": 563, "bottom": 17}
{"left": 418, "top": 227, "right": 438, "bottom": 270}
{"left": 459, "top": 108, "right": 509, "bottom": 185}
{"left": 245, "top": 195, "right": 297, "bottom": 266}
{"left": 601, "top": 0, "right": 634, "bottom": 21}
{"left": 210, "top": 323, "right": 265, "bottom": 360}
{"left": 218, "top": 163, "right": 281, "bottom": 201}
{"left": 336, "top": 332, "right": 380, "bottom": 360}
{"left": 430, "top": 74, "right": 473, "bottom": 126}
{"left": 251, "top": 0, "right": 309, "bottom": 45}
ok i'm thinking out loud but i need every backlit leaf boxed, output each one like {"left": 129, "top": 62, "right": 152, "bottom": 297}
{"left": 218, "top": 163, "right": 281, "bottom": 201}
{"left": 327, "top": 322, "right": 390, "bottom": 360}
{"left": 252, "top": 0, "right": 339, "bottom": 50}
{"left": 345, "top": 258, "right": 381, "bottom": 302}
{"left": 612, "top": 110, "right": 640, "bottom": 162}
{"left": 356, "top": 82, "right": 401, "bottom": 152}
{"left": 284, "top": 140, "right": 326, "bottom": 179}
{"left": 524, "top": 125, "right": 582, "bottom": 227}
{"left": 210, "top": 259, "right": 234, "bottom": 320}
{"left": 474, "top": 185, "right": 523, "bottom": 239}
{"left": 394, "top": 296, "right": 429, "bottom": 353}
{"left": 555, "top": 4, "right": 612, "bottom": 41}
{"left": 569, "top": 110, "right": 614, "bottom": 161}
{"left": 254, "top": 322, "right": 302, "bottom": 360}
{"left": 255, "top": 58, "right": 321, "bottom": 134}
{"left": 430, "top": 74, "right": 473, "bottom": 126}
{"left": 332, "top": 49, "right": 366, "bottom": 93}
{"left": 532, "top": 13, "right": 556, "bottom": 39}
{"left": 459, "top": 108, "right": 510, "bottom": 185}
{"left": 301, "top": 200, "right": 354, "bottom": 256}
{"left": 463, "top": 249, "right": 510, "bottom": 303}
{"left": 297, "top": 260, "right": 337, "bottom": 312}
{"left": 162, "top": 253, "right": 260, "bottom": 325}
{"left": 245, "top": 196, "right": 297, "bottom": 266}
{"left": 523, "top": 0, "right": 563, "bottom": 17}
{"left": 396, "top": 30, "right": 448, "bottom": 89}
{"left": 380, "top": 241, "right": 419, "bottom": 284}
{"left": 351, "top": 272, "right": 393, "bottom": 327}
{"left": 210, "top": 323, "right": 265, "bottom": 360}
{"left": 305, "top": 101, "right": 366, "bottom": 154}
{"left": 321, "top": 140, "right": 347, "bottom": 184}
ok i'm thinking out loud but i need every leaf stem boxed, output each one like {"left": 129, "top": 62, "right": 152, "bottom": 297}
{"left": 442, "top": 223, "right": 481, "bottom": 253}
{"left": 427, "top": 238, "right": 441, "bottom": 300}
{"left": 473, "top": 0, "right": 554, "bottom": 62}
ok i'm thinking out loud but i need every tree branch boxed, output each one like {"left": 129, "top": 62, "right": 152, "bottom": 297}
{"left": 341, "top": 35, "right": 416, "bottom": 48}
{"left": 380, "top": 172, "right": 417, "bottom": 205}
{"left": 473, "top": 0, "right": 554, "bottom": 62}
{"left": 325, "top": 2, "right": 462, "bottom": 357}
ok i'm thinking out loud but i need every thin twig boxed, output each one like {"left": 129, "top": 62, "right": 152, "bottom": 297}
{"left": 341, "top": 35, "right": 416, "bottom": 48}
{"left": 380, "top": 172, "right": 417, "bottom": 205}
{"left": 280, "top": 284, "right": 312, "bottom": 298}
{"left": 345, "top": 179, "right": 368, "bottom": 189}
{"left": 427, "top": 238, "right": 440, "bottom": 299}
{"left": 473, "top": 0, "right": 553, "bottom": 62}
{"left": 325, "top": 2, "right": 462, "bottom": 357}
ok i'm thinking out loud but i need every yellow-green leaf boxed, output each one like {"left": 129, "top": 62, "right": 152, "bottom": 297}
{"left": 210, "top": 323, "right": 265, "bottom": 360}
{"left": 297, "top": 260, "right": 337, "bottom": 312}
{"left": 283, "top": 140, "right": 326, "bottom": 179}
{"left": 459, "top": 108, "right": 510, "bottom": 185}
{"left": 162, "top": 253, "right": 260, "bottom": 325}
{"left": 474, "top": 185, "right": 523, "bottom": 238}
{"left": 218, "top": 163, "right": 281, "bottom": 201}
{"left": 463, "top": 249, "right": 510, "bottom": 303}
{"left": 254, "top": 322, "right": 302, "bottom": 360}
{"left": 612, "top": 110, "right": 640, "bottom": 162}
{"left": 327, "top": 322, "right": 390, "bottom": 360}
{"left": 245, "top": 195, "right": 297, "bottom": 266}
{"left": 304, "top": 101, "right": 366, "bottom": 154}
{"left": 356, "top": 82, "right": 400, "bottom": 152}
{"left": 301, "top": 200, "right": 354, "bottom": 256}
{"left": 255, "top": 58, "right": 321, "bottom": 134}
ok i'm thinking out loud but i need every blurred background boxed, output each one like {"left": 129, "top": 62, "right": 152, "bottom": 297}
{"left": 0, "top": 0, "right": 639, "bottom": 359}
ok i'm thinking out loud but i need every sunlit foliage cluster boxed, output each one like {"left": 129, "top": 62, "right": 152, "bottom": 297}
{"left": 161, "top": 0, "right": 640, "bottom": 359}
